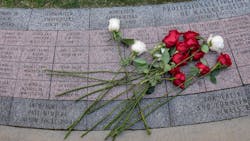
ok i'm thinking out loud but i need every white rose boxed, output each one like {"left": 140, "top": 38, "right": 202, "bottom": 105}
{"left": 131, "top": 40, "right": 147, "bottom": 55}
{"left": 108, "top": 18, "right": 120, "bottom": 32}
{"left": 207, "top": 34, "right": 224, "bottom": 53}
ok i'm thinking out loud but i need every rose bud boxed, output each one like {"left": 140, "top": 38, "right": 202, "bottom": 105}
{"left": 195, "top": 62, "right": 210, "bottom": 75}
{"left": 184, "top": 31, "right": 199, "bottom": 40}
{"left": 162, "top": 30, "right": 181, "bottom": 48}
{"left": 168, "top": 67, "right": 181, "bottom": 76}
{"left": 173, "top": 72, "right": 186, "bottom": 89}
{"left": 217, "top": 53, "right": 232, "bottom": 67}
{"left": 185, "top": 38, "right": 200, "bottom": 50}
{"left": 131, "top": 40, "right": 147, "bottom": 55}
{"left": 108, "top": 18, "right": 120, "bottom": 32}
{"left": 207, "top": 34, "right": 224, "bottom": 53}
{"left": 172, "top": 53, "right": 188, "bottom": 66}
{"left": 191, "top": 50, "right": 205, "bottom": 61}
{"left": 176, "top": 42, "right": 189, "bottom": 53}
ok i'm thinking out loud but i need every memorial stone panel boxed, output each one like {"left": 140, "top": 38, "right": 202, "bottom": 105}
{"left": 169, "top": 87, "right": 249, "bottom": 126}
{"left": 0, "top": 96, "right": 12, "bottom": 125}
{"left": 29, "top": 9, "right": 89, "bottom": 30}
{"left": 10, "top": 98, "right": 87, "bottom": 130}
{"left": 0, "top": 9, "right": 31, "bottom": 30}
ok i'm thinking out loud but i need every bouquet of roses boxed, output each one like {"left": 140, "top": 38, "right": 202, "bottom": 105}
{"left": 45, "top": 18, "right": 232, "bottom": 140}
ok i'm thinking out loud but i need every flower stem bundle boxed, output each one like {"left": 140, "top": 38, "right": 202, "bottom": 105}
{"left": 45, "top": 18, "right": 232, "bottom": 141}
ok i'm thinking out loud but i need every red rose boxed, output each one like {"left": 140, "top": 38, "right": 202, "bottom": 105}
{"left": 217, "top": 53, "right": 232, "bottom": 67}
{"left": 195, "top": 62, "right": 210, "bottom": 75}
{"left": 176, "top": 42, "right": 189, "bottom": 53}
{"left": 169, "top": 67, "right": 181, "bottom": 76}
{"left": 184, "top": 31, "right": 199, "bottom": 40}
{"left": 185, "top": 38, "right": 200, "bottom": 50}
{"left": 162, "top": 30, "right": 181, "bottom": 48}
{"left": 172, "top": 53, "right": 188, "bottom": 66}
{"left": 191, "top": 50, "right": 205, "bottom": 61}
{"left": 173, "top": 72, "right": 186, "bottom": 89}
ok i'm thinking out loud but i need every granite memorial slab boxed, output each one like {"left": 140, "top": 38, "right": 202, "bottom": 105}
{"left": 0, "top": 96, "right": 12, "bottom": 125}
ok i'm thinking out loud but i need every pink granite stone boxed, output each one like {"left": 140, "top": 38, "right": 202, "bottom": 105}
{"left": 238, "top": 65, "right": 250, "bottom": 84}
{"left": 232, "top": 47, "right": 250, "bottom": 67}
{"left": 88, "top": 81, "right": 127, "bottom": 100}
{"left": 226, "top": 31, "right": 250, "bottom": 50}
{"left": 89, "top": 46, "right": 121, "bottom": 64}
{"left": 21, "top": 46, "right": 54, "bottom": 63}
{"left": 0, "top": 45, "right": 22, "bottom": 61}
{"left": 14, "top": 80, "right": 50, "bottom": 99}
{"left": 88, "top": 62, "right": 124, "bottom": 82}
{"left": 54, "top": 46, "right": 88, "bottom": 64}
{"left": 17, "top": 63, "right": 52, "bottom": 81}
{"left": 0, "top": 61, "right": 18, "bottom": 79}
{"left": 205, "top": 68, "right": 242, "bottom": 92}
{"left": 2, "top": 30, "right": 26, "bottom": 46}
{"left": 57, "top": 31, "right": 89, "bottom": 47}
{"left": 89, "top": 30, "right": 116, "bottom": 47}
{"left": 157, "top": 24, "right": 190, "bottom": 40}
{"left": 190, "top": 20, "right": 225, "bottom": 37}
{"left": 26, "top": 31, "right": 57, "bottom": 47}
{"left": 0, "top": 79, "right": 15, "bottom": 97}
{"left": 50, "top": 81, "right": 88, "bottom": 100}
{"left": 52, "top": 63, "right": 88, "bottom": 82}
{"left": 123, "top": 27, "right": 158, "bottom": 44}
{"left": 223, "top": 15, "right": 250, "bottom": 35}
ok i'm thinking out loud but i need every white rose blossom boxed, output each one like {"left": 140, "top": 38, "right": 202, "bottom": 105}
{"left": 108, "top": 18, "right": 120, "bottom": 32}
{"left": 131, "top": 40, "right": 147, "bottom": 55}
{"left": 207, "top": 34, "right": 224, "bottom": 53}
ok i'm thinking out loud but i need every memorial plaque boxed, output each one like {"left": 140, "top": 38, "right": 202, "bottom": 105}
{"left": 29, "top": 9, "right": 89, "bottom": 30}
{"left": 0, "top": 79, "right": 15, "bottom": 97}
{"left": 223, "top": 15, "right": 250, "bottom": 35}
{"left": 0, "top": 9, "right": 31, "bottom": 30}
{"left": 0, "top": 45, "right": 22, "bottom": 62}
{"left": 89, "top": 30, "right": 116, "bottom": 47}
{"left": 0, "top": 61, "right": 18, "bottom": 79}
{"left": 131, "top": 98, "right": 170, "bottom": 129}
{"left": 123, "top": 27, "right": 158, "bottom": 44}
{"left": 0, "top": 96, "right": 12, "bottom": 125}
{"left": 205, "top": 68, "right": 242, "bottom": 91}
{"left": 57, "top": 31, "right": 89, "bottom": 47}
{"left": 14, "top": 80, "right": 50, "bottom": 99}
{"left": 2, "top": 30, "right": 26, "bottom": 46}
{"left": 17, "top": 63, "right": 52, "bottom": 81}
{"left": 238, "top": 65, "right": 250, "bottom": 85}
{"left": 190, "top": 20, "right": 225, "bottom": 36}
{"left": 244, "top": 85, "right": 250, "bottom": 113}
{"left": 89, "top": 46, "right": 123, "bottom": 64}
{"left": 50, "top": 81, "right": 88, "bottom": 100}
{"left": 86, "top": 100, "right": 123, "bottom": 130}
{"left": 90, "top": 6, "right": 155, "bottom": 29}
{"left": 52, "top": 63, "right": 88, "bottom": 82}
{"left": 152, "top": 4, "right": 175, "bottom": 26}
{"left": 10, "top": 98, "right": 87, "bottom": 130}
{"left": 21, "top": 46, "right": 54, "bottom": 63}
{"left": 26, "top": 31, "right": 57, "bottom": 47}
{"left": 0, "top": 30, "right": 4, "bottom": 44}
{"left": 232, "top": 47, "right": 250, "bottom": 67}
{"left": 226, "top": 31, "right": 250, "bottom": 50}
{"left": 55, "top": 47, "right": 88, "bottom": 64}
{"left": 169, "top": 87, "right": 249, "bottom": 126}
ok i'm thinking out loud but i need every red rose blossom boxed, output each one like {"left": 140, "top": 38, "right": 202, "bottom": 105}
{"left": 195, "top": 62, "right": 210, "bottom": 75}
{"left": 191, "top": 50, "right": 205, "bottom": 61}
{"left": 184, "top": 31, "right": 199, "bottom": 40}
{"left": 169, "top": 67, "right": 181, "bottom": 76}
{"left": 217, "top": 53, "right": 232, "bottom": 67}
{"left": 176, "top": 42, "right": 189, "bottom": 53}
{"left": 185, "top": 38, "right": 200, "bottom": 50}
{"left": 172, "top": 53, "right": 189, "bottom": 66}
{"left": 162, "top": 30, "right": 181, "bottom": 48}
{"left": 173, "top": 72, "right": 186, "bottom": 89}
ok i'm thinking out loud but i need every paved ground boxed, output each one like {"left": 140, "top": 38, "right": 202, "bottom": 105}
{"left": 1, "top": 116, "right": 250, "bottom": 141}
